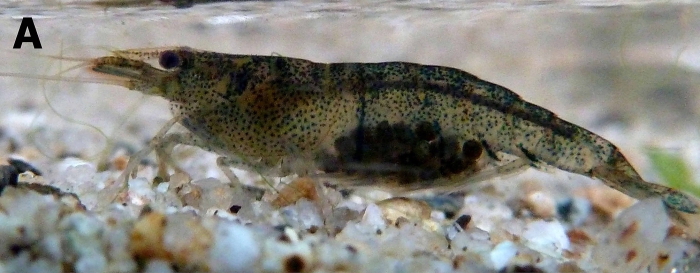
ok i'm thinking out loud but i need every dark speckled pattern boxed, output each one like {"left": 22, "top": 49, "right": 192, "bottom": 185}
{"left": 91, "top": 46, "right": 699, "bottom": 215}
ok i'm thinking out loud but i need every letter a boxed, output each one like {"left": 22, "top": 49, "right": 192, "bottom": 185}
{"left": 13, "top": 17, "right": 42, "bottom": 49}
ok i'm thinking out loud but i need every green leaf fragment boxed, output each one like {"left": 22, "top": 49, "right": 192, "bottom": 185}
{"left": 646, "top": 148, "right": 700, "bottom": 198}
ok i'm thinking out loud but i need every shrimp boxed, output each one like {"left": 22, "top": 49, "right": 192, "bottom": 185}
{"left": 5, "top": 46, "right": 700, "bottom": 233}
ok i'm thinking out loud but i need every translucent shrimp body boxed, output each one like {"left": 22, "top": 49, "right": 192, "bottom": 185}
{"left": 14, "top": 46, "right": 700, "bottom": 233}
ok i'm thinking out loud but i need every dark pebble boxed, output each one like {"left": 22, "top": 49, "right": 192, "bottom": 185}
{"left": 455, "top": 214, "right": 472, "bottom": 229}
{"left": 8, "top": 158, "right": 41, "bottom": 176}
{"left": 498, "top": 265, "right": 545, "bottom": 273}
{"left": 0, "top": 165, "right": 19, "bottom": 194}
{"left": 229, "top": 205, "right": 242, "bottom": 213}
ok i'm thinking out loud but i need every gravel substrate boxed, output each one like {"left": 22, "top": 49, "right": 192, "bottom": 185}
{"left": 0, "top": 154, "right": 698, "bottom": 273}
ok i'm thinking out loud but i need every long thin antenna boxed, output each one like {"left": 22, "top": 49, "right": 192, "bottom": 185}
{"left": 0, "top": 72, "right": 127, "bottom": 86}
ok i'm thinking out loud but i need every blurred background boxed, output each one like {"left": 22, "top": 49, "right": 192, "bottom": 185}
{"left": 0, "top": 0, "right": 699, "bottom": 184}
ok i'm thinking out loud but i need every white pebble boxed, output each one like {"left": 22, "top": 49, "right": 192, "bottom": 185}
{"left": 593, "top": 198, "right": 671, "bottom": 272}
{"left": 54, "top": 161, "right": 97, "bottom": 193}
{"left": 316, "top": 242, "right": 361, "bottom": 271}
{"left": 38, "top": 234, "right": 62, "bottom": 261}
{"left": 490, "top": 241, "right": 517, "bottom": 270}
{"left": 209, "top": 222, "right": 260, "bottom": 273}
{"left": 523, "top": 220, "right": 569, "bottom": 258}
{"left": 155, "top": 182, "right": 170, "bottom": 193}
{"left": 361, "top": 203, "right": 386, "bottom": 230}
{"left": 143, "top": 260, "right": 175, "bottom": 273}
{"left": 128, "top": 178, "right": 155, "bottom": 206}
{"left": 25, "top": 258, "right": 60, "bottom": 273}
{"left": 262, "top": 237, "right": 314, "bottom": 273}
{"left": 450, "top": 228, "right": 492, "bottom": 253}
{"left": 462, "top": 195, "right": 513, "bottom": 232}
{"left": 192, "top": 177, "right": 225, "bottom": 190}
{"left": 75, "top": 253, "right": 106, "bottom": 273}
{"left": 281, "top": 199, "right": 323, "bottom": 231}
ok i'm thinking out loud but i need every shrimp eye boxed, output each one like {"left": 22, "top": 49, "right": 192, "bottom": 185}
{"left": 159, "top": 50, "right": 181, "bottom": 69}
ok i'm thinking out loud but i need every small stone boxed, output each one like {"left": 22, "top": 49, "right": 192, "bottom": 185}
{"left": 499, "top": 264, "right": 546, "bottom": 273}
{"left": 199, "top": 183, "right": 237, "bottom": 211}
{"left": 130, "top": 212, "right": 168, "bottom": 260}
{"left": 375, "top": 197, "right": 431, "bottom": 225}
{"left": 557, "top": 262, "right": 584, "bottom": 273}
{"left": 155, "top": 182, "right": 169, "bottom": 193}
{"left": 522, "top": 220, "right": 570, "bottom": 258}
{"left": 179, "top": 184, "right": 203, "bottom": 208}
{"left": 143, "top": 260, "right": 175, "bottom": 273}
{"left": 8, "top": 158, "right": 42, "bottom": 176}
{"left": 523, "top": 191, "right": 556, "bottom": 218}
{"left": 361, "top": 203, "right": 387, "bottom": 230}
{"left": 316, "top": 241, "right": 360, "bottom": 272}
{"left": 455, "top": 214, "right": 471, "bottom": 230}
{"left": 0, "top": 158, "right": 41, "bottom": 195}
{"left": 191, "top": 177, "right": 222, "bottom": 190}
{"left": 566, "top": 229, "right": 592, "bottom": 245}
{"left": 271, "top": 177, "right": 318, "bottom": 209}
{"left": 209, "top": 223, "right": 260, "bottom": 273}
{"left": 162, "top": 214, "right": 212, "bottom": 267}
{"left": 592, "top": 198, "right": 671, "bottom": 272}
{"left": 75, "top": 253, "right": 107, "bottom": 273}
{"left": 128, "top": 177, "right": 155, "bottom": 206}
{"left": 462, "top": 195, "right": 513, "bottom": 232}
{"left": 325, "top": 207, "right": 361, "bottom": 235}
{"left": 0, "top": 164, "right": 19, "bottom": 194}
{"left": 168, "top": 172, "right": 190, "bottom": 189}
{"left": 490, "top": 241, "right": 517, "bottom": 270}
{"left": 420, "top": 192, "right": 464, "bottom": 219}
{"left": 281, "top": 199, "right": 323, "bottom": 232}
{"left": 450, "top": 227, "right": 493, "bottom": 254}
{"left": 579, "top": 186, "right": 635, "bottom": 218}
{"left": 261, "top": 231, "right": 314, "bottom": 273}
{"left": 112, "top": 155, "right": 129, "bottom": 171}
{"left": 556, "top": 197, "right": 592, "bottom": 226}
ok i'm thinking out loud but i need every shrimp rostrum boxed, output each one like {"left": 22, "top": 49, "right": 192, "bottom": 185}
{"left": 43, "top": 47, "right": 700, "bottom": 232}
